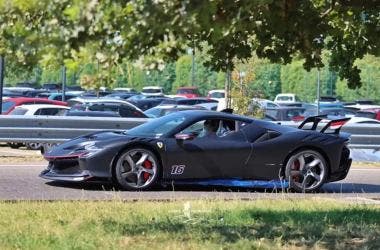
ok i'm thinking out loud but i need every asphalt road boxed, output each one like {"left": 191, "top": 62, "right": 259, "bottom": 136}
{"left": 0, "top": 163, "right": 380, "bottom": 201}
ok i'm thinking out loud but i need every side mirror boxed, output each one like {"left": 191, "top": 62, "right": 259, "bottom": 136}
{"left": 175, "top": 133, "right": 194, "bottom": 141}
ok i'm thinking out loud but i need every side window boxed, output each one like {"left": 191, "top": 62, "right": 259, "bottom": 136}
{"left": 39, "top": 108, "right": 60, "bottom": 116}
{"left": 119, "top": 106, "right": 144, "bottom": 117}
{"left": 179, "top": 119, "right": 242, "bottom": 139}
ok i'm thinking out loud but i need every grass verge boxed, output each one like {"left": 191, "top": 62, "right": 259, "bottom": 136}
{"left": 0, "top": 199, "right": 379, "bottom": 249}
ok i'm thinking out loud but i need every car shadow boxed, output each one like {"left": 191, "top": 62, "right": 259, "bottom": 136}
{"left": 45, "top": 181, "right": 380, "bottom": 194}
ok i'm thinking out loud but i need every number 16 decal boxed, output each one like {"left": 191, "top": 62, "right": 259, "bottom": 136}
{"left": 171, "top": 165, "right": 185, "bottom": 175}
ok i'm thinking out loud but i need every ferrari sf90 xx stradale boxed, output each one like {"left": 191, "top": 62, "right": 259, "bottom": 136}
{"left": 40, "top": 111, "right": 352, "bottom": 192}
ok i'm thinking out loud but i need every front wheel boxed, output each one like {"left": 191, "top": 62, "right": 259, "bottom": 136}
{"left": 114, "top": 148, "right": 160, "bottom": 191}
{"left": 285, "top": 150, "right": 328, "bottom": 192}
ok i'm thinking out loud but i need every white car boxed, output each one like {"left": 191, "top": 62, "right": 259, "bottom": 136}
{"left": 9, "top": 104, "right": 69, "bottom": 116}
{"left": 8, "top": 104, "right": 70, "bottom": 150}
{"left": 251, "top": 98, "right": 280, "bottom": 109}
{"left": 207, "top": 89, "right": 226, "bottom": 111}
{"left": 113, "top": 87, "right": 137, "bottom": 93}
{"left": 141, "top": 86, "right": 164, "bottom": 96}
{"left": 274, "top": 93, "right": 301, "bottom": 106}
{"left": 345, "top": 117, "right": 380, "bottom": 124}
{"left": 344, "top": 104, "right": 380, "bottom": 111}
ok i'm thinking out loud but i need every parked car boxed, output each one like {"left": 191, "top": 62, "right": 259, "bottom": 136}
{"left": 42, "top": 83, "right": 61, "bottom": 91}
{"left": 274, "top": 93, "right": 302, "bottom": 106}
{"left": 176, "top": 86, "right": 200, "bottom": 98}
{"left": 144, "top": 105, "right": 206, "bottom": 118}
{"left": 344, "top": 102, "right": 380, "bottom": 111}
{"left": 23, "top": 89, "right": 50, "bottom": 98}
{"left": 345, "top": 117, "right": 380, "bottom": 124}
{"left": 48, "top": 93, "right": 79, "bottom": 101}
{"left": 9, "top": 104, "right": 69, "bottom": 116}
{"left": 105, "top": 92, "right": 140, "bottom": 100}
{"left": 8, "top": 104, "right": 69, "bottom": 150}
{"left": 355, "top": 108, "right": 380, "bottom": 121}
{"left": 127, "top": 95, "right": 169, "bottom": 111}
{"left": 265, "top": 107, "right": 306, "bottom": 121}
{"left": 207, "top": 89, "right": 226, "bottom": 110}
{"left": 1, "top": 97, "right": 67, "bottom": 115}
{"left": 69, "top": 99, "right": 147, "bottom": 118}
{"left": 67, "top": 97, "right": 134, "bottom": 107}
{"left": 207, "top": 89, "right": 225, "bottom": 99}
{"left": 195, "top": 102, "right": 218, "bottom": 111}
{"left": 251, "top": 98, "right": 280, "bottom": 109}
{"left": 113, "top": 87, "right": 138, "bottom": 93}
{"left": 160, "top": 97, "right": 218, "bottom": 106}
{"left": 303, "top": 107, "right": 356, "bottom": 119}
{"left": 318, "top": 96, "right": 340, "bottom": 103}
{"left": 65, "top": 110, "right": 122, "bottom": 117}
{"left": 141, "top": 86, "right": 164, "bottom": 96}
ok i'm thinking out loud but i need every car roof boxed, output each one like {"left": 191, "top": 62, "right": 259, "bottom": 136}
{"left": 142, "top": 86, "right": 163, "bottom": 89}
{"left": 178, "top": 86, "right": 198, "bottom": 89}
{"left": 14, "top": 104, "right": 70, "bottom": 110}
{"left": 4, "top": 97, "right": 67, "bottom": 105}
{"left": 66, "top": 111, "right": 122, "bottom": 117}
{"left": 360, "top": 108, "right": 380, "bottom": 113}
{"left": 208, "top": 89, "right": 224, "bottom": 93}
{"left": 69, "top": 97, "right": 132, "bottom": 104}
{"left": 154, "top": 104, "right": 205, "bottom": 109}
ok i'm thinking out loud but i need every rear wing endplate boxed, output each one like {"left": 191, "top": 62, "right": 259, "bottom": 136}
{"left": 298, "top": 115, "right": 350, "bottom": 134}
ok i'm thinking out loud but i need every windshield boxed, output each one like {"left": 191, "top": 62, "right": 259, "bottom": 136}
{"left": 2, "top": 101, "right": 15, "bottom": 113}
{"left": 126, "top": 113, "right": 186, "bottom": 137}
{"left": 9, "top": 108, "right": 27, "bottom": 115}
{"left": 128, "top": 95, "right": 147, "bottom": 101}
{"left": 144, "top": 107, "right": 162, "bottom": 118}
{"left": 177, "top": 89, "right": 197, "bottom": 94}
{"left": 277, "top": 96, "right": 293, "bottom": 101}
{"left": 209, "top": 92, "right": 225, "bottom": 98}
{"left": 142, "top": 88, "right": 162, "bottom": 93}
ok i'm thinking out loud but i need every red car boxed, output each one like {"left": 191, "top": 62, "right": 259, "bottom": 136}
{"left": 2, "top": 97, "right": 67, "bottom": 115}
{"left": 355, "top": 108, "right": 380, "bottom": 121}
{"left": 176, "top": 86, "right": 200, "bottom": 98}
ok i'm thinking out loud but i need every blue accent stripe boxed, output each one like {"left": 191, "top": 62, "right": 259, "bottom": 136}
{"left": 174, "top": 179, "right": 289, "bottom": 189}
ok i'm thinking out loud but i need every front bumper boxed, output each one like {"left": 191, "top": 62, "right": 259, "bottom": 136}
{"left": 39, "top": 158, "right": 93, "bottom": 182}
{"left": 40, "top": 168, "right": 93, "bottom": 182}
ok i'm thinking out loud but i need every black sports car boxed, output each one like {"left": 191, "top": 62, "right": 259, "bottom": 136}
{"left": 40, "top": 111, "right": 352, "bottom": 192}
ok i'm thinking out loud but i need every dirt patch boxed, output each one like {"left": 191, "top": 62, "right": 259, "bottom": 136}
{"left": 0, "top": 146, "right": 45, "bottom": 164}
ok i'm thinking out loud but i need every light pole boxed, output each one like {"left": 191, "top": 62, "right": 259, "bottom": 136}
{"left": 317, "top": 67, "right": 320, "bottom": 115}
{"left": 191, "top": 47, "right": 195, "bottom": 86}
{"left": 0, "top": 56, "right": 4, "bottom": 114}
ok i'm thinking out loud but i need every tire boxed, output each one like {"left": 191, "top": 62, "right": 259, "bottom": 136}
{"left": 8, "top": 142, "right": 23, "bottom": 149}
{"left": 285, "top": 149, "right": 328, "bottom": 193}
{"left": 26, "top": 142, "right": 42, "bottom": 150}
{"left": 114, "top": 148, "right": 160, "bottom": 191}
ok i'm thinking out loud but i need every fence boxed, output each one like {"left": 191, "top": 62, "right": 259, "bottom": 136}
{"left": 0, "top": 116, "right": 379, "bottom": 149}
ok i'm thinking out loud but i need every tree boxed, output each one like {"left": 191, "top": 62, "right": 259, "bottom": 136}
{"left": 1, "top": 0, "right": 379, "bottom": 91}
{"left": 125, "top": 0, "right": 380, "bottom": 89}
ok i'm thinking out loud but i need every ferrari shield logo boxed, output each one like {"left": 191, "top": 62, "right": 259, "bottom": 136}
{"left": 157, "top": 142, "right": 164, "bottom": 149}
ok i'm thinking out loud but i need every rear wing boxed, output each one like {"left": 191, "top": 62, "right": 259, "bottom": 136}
{"left": 298, "top": 115, "right": 350, "bottom": 134}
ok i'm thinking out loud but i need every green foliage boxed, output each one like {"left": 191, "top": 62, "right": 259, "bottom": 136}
{"left": 336, "top": 55, "right": 380, "bottom": 101}
{"left": 0, "top": 200, "right": 379, "bottom": 249}
{"left": 252, "top": 62, "right": 281, "bottom": 100}
{"left": 0, "top": 0, "right": 378, "bottom": 91}
{"left": 173, "top": 55, "right": 192, "bottom": 92}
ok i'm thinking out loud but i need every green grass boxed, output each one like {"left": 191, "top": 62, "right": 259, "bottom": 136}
{"left": 0, "top": 199, "right": 379, "bottom": 249}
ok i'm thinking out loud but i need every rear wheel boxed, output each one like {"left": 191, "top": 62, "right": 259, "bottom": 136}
{"left": 285, "top": 150, "right": 328, "bottom": 192}
{"left": 114, "top": 148, "right": 160, "bottom": 191}
{"left": 26, "top": 142, "right": 42, "bottom": 150}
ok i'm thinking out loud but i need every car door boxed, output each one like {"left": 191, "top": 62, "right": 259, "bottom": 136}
{"left": 163, "top": 119, "right": 252, "bottom": 180}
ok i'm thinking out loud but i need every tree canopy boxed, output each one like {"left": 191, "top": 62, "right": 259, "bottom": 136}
{"left": 0, "top": 0, "right": 379, "bottom": 89}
